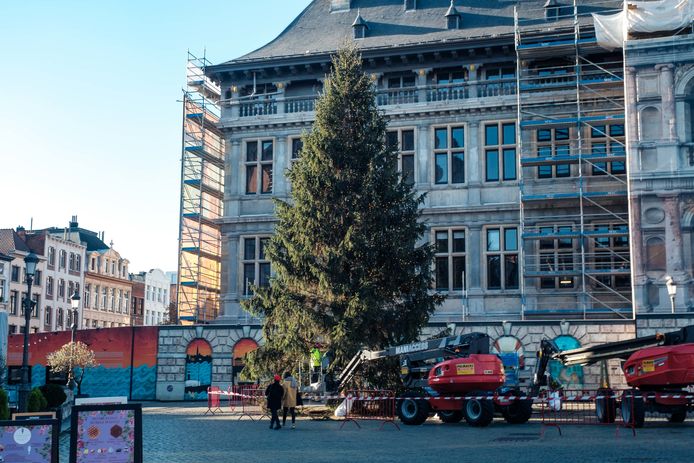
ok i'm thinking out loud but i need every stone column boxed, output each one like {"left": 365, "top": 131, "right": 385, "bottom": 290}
{"left": 656, "top": 64, "right": 676, "bottom": 141}
{"left": 624, "top": 67, "right": 639, "bottom": 175}
{"left": 227, "top": 140, "right": 241, "bottom": 217}
{"left": 467, "top": 64, "right": 480, "bottom": 98}
{"left": 274, "top": 82, "right": 288, "bottom": 114}
{"left": 629, "top": 197, "right": 648, "bottom": 313}
{"left": 417, "top": 123, "right": 431, "bottom": 198}
{"left": 663, "top": 195, "right": 684, "bottom": 275}
{"left": 467, "top": 121, "right": 481, "bottom": 205}
{"left": 274, "top": 136, "right": 288, "bottom": 197}
{"left": 415, "top": 68, "right": 431, "bottom": 103}
{"left": 224, "top": 235, "right": 240, "bottom": 319}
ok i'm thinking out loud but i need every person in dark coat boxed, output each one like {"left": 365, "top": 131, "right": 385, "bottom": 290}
{"left": 265, "top": 374, "right": 284, "bottom": 429}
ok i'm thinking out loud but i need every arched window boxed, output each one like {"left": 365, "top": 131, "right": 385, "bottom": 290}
{"left": 646, "top": 237, "right": 666, "bottom": 271}
{"left": 549, "top": 335, "right": 584, "bottom": 389}
{"left": 640, "top": 107, "right": 662, "bottom": 141}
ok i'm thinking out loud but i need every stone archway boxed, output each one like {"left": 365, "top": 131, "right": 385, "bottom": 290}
{"left": 231, "top": 338, "right": 259, "bottom": 385}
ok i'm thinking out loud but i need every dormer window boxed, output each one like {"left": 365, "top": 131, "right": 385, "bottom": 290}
{"left": 352, "top": 10, "right": 368, "bottom": 39}
{"left": 404, "top": 0, "right": 416, "bottom": 10}
{"left": 446, "top": 1, "right": 461, "bottom": 30}
{"left": 544, "top": 0, "right": 561, "bottom": 20}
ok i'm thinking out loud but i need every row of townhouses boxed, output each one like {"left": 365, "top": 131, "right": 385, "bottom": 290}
{"left": 0, "top": 217, "right": 173, "bottom": 333}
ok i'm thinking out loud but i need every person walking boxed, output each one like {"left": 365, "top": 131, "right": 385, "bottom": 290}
{"left": 265, "top": 374, "right": 284, "bottom": 430}
{"left": 282, "top": 371, "right": 298, "bottom": 429}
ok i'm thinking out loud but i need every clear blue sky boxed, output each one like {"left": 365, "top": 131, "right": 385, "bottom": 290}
{"left": 0, "top": 1, "right": 310, "bottom": 273}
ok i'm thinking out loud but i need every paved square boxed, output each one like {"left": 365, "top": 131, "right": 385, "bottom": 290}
{"left": 59, "top": 403, "right": 693, "bottom": 462}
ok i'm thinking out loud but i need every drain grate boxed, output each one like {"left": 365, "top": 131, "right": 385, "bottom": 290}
{"left": 492, "top": 435, "right": 540, "bottom": 442}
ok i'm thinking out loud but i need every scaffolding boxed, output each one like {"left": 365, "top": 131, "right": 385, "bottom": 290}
{"left": 177, "top": 51, "right": 225, "bottom": 324}
{"left": 515, "top": 1, "right": 631, "bottom": 320}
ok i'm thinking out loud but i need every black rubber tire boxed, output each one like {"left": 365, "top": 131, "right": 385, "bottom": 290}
{"left": 668, "top": 409, "right": 687, "bottom": 423}
{"left": 501, "top": 400, "right": 533, "bottom": 424}
{"left": 396, "top": 396, "right": 429, "bottom": 426}
{"left": 463, "top": 395, "right": 494, "bottom": 427}
{"left": 595, "top": 388, "right": 617, "bottom": 424}
{"left": 437, "top": 410, "right": 463, "bottom": 423}
{"left": 621, "top": 389, "right": 645, "bottom": 428}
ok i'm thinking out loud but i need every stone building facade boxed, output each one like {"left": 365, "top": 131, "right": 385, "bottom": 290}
{"left": 0, "top": 229, "right": 45, "bottom": 334}
{"left": 625, "top": 33, "right": 694, "bottom": 313}
{"left": 24, "top": 229, "right": 87, "bottom": 332}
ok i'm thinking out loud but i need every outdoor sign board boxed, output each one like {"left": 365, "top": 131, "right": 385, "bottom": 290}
{"left": 0, "top": 418, "right": 60, "bottom": 462}
{"left": 69, "top": 403, "right": 142, "bottom": 463}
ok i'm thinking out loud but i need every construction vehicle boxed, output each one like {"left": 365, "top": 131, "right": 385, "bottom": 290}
{"left": 338, "top": 332, "right": 533, "bottom": 426}
{"left": 534, "top": 325, "right": 694, "bottom": 427}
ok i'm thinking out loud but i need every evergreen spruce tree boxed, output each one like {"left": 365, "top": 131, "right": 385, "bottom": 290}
{"left": 243, "top": 46, "right": 443, "bottom": 381}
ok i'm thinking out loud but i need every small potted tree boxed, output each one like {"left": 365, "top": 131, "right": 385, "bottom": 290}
{"left": 46, "top": 341, "right": 98, "bottom": 397}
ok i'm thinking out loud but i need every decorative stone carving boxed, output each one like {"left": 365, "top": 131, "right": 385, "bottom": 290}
{"left": 644, "top": 207, "right": 665, "bottom": 224}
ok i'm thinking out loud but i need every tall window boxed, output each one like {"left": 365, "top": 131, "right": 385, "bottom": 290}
{"left": 58, "top": 279, "right": 65, "bottom": 299}
{"left": 46, "top": 276, "right": 54, "bottom": 297}
{"left": 69, "top": 252, "right": 76, "bottom": 271}
{"left": 76, "top": 254, "right": 81, "bottom": 272}
{"left": 539, "top": 225, "right": 575, "bottom": 288}
{"left": 118, "top": 289, "right": 123, "bottom": 312}
{"left": 242, "top": 236, "right": 271, "bottom": 295}
{"left": 102, "top": 287, "right": 107, "bottom": 309}
{"left": 84, "top": 284, "right": 91, "bottom": 308}
{"left": 45, "top": 306, "right": 52, "bottom": 327}
{"left": 434, "top": 228, "right": 466, "bottom": 291}
{"left": 94, "top": 285, "right": 100, "bottom": 309}
{"left": 34, "top": 270, "right": 42, "bottom": 286}
{"left": 48, "top": 247, "right": 56, "bottom": 268}
{"left": 59, "top": 250, "right": 67, "bottom": 269}
{"left": 245, "top": 140, "right": 273, "bottom": 194}
{"left": 434, "top": 126, "right": 465, "bottom": 184}
{"left": 57, "top": 308, "right": 64, "bottom": 328}
{"left": 11, "top": 265, "right": 19, "bottom": 282}
{"left": 387, "top": 129, "right": 415, "bottom": 185}
{"left": 589, "top": 124, "right": 626, "bottom": 175}
{"left": 10, "top": 290, "right": 18, "bottom": 315}
{"left": 485, "top": 122, "right": 517, "bottom": 182}
{"left": 110, "top": 288, "right": 115, "bottom": 311}
{"left": 536, "top": 127, "right": 571, "bottom": 178}
{"left": 486, "top": 227, "right": 519, "bottom": 290}
{"left": 592, "top": 223, "right": 630, "bottom": 288}
{"left": 291, "top": 138, "right": 303, "bottom": 160}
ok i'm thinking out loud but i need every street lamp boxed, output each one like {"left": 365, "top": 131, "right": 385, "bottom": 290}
{"left": 19, "top": 251, "right": 39, "bottom": 412}
{"left": 68, "top": 291, "right": 81, "bottom": 389}
{"left": 666, "top": 276, "right": 677, "bottom": 314}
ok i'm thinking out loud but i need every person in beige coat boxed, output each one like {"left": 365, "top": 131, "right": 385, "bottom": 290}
{"left": 282, "top": 371, "right": 298, "bottom": 429}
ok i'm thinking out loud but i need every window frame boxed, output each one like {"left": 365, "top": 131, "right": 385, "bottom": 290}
{"left": 241, "top": 235, "right": 272, "bottom": 296}
{"left": 433, "top": 125, "right": 466, "bottom": 185}
{"left": 587, "top": 123, "right": 626, "bottom": 176}
{"left": 433, "top": 228, "right": 467, "bottom": 292}
{"left": 387, "top": 127, "right": 416, "bottom": 186}
{"left": 484, "top": 121, "right": 517, "bottom": 183}
{"left": 538, "top": 224, "right": 576, "bottom": 289}
{"left": 535, "top": 127, "right": 572, "bottom": 179}
{"left": 484, "top": 226, "right": 520, "bottom": 291}
{"left": 244, "top": 138, "right": 274, "bottom": 195}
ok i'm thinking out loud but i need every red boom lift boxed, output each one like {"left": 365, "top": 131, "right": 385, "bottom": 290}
{"left": 534, "top": 325, "right": 694, "bottom": 427}
{"left": 338, "top": 332, "right": 532, "bottom": 426}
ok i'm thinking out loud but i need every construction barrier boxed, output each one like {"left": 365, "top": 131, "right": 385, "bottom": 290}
{"left": 340, "top": 390, "right": 399, "bottom": 430}
{"left": 228, "top": 385, "right": 270, "bottom": 421}
{"left": 205, "top": 386, "right": 223, "bottom": 415}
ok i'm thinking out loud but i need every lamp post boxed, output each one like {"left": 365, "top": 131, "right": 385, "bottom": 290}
{"left": 666, "top": 276, "right": 677, "bottom": 314}
{"left": 68, "top": 291, "right": 81, "bottom": 390}
{"left": 19, "top": 251, "right": 39, "bottom": 412}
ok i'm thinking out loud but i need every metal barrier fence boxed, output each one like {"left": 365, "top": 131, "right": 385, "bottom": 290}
{"left": 204, "top": 385, "right": 270, "bottom": 420}
{"left": 340, "top": 390, "right": 399, "bottom": 430}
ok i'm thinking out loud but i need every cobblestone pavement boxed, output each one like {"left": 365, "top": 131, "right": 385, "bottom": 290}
{"left": 59, "top": 402, "right": 694, "bottom": 463}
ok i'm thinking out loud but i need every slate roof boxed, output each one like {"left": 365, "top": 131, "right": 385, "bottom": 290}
{"left": 44, "top": 227, "right": 109, "bottom": 252}
{"left": 218, "top": 0, "right": 619, "bottom": 67}
{"left": 0, "top": 229, "right": 30, "bottom": 256}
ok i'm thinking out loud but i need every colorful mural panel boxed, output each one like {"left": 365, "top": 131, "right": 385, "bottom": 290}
{"left": 491, "top": 335, "right": 525, "bottom": 386}
{"left": 549, "top": 335, "right": 584, "bottom": 389}
{"left": 184, "top": 339, "right": 212, "bottom": 400}
{"left": 7, "top": 327, "right": 158, "bottom": 400}
{"left": 232, "top": 338, "right": 258, "bottom": 385}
